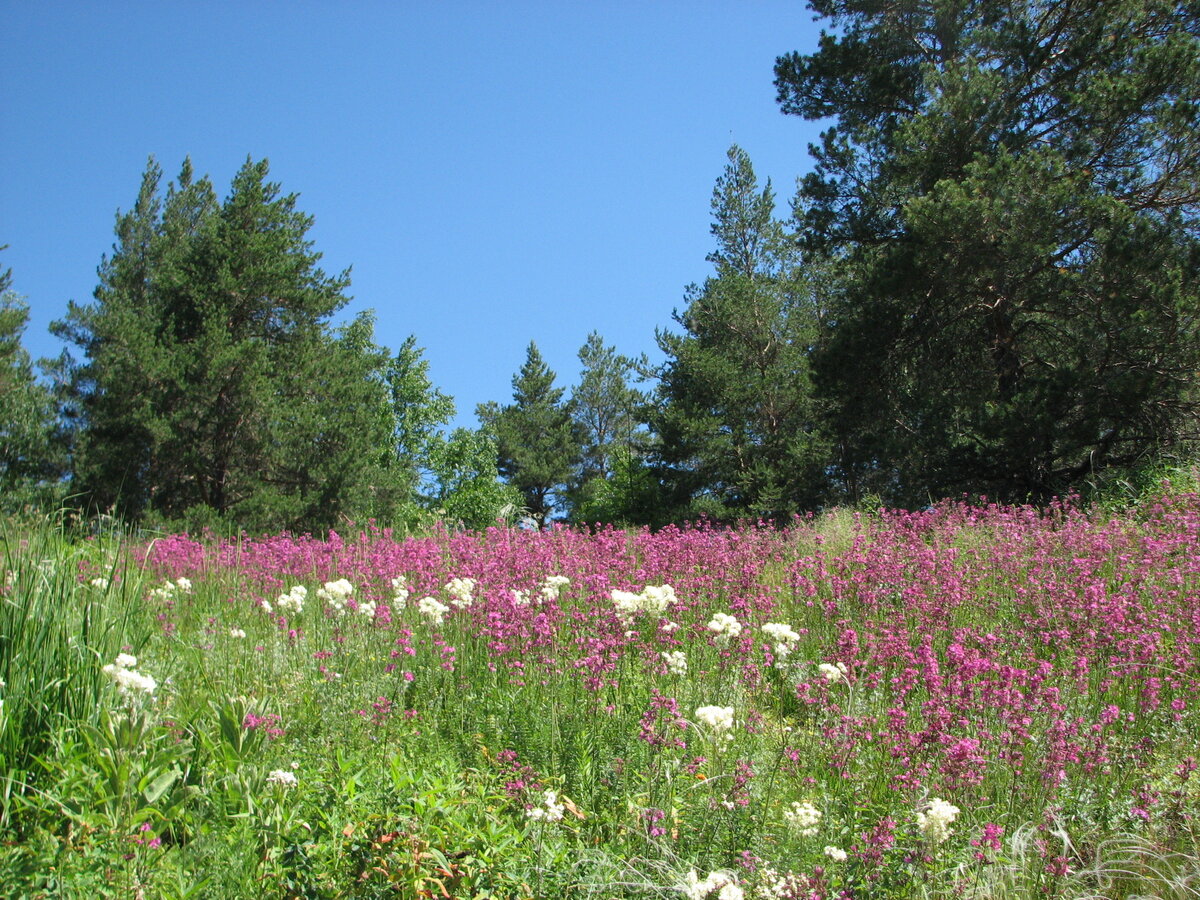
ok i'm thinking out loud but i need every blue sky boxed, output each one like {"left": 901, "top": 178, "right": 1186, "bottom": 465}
{"left": 1, "top": 1, "right": 825, "bottom": 428}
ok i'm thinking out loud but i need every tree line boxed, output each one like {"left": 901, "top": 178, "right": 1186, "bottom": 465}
{"left": 3, "top": 0, "right": 1198, "bottom": 530}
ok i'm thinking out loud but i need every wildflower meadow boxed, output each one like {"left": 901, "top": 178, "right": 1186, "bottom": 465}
{"left": 1, "top": 494, "right": 1198, "bottom": 898}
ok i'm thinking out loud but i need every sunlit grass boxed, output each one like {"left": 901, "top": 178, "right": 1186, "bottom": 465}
{"left": 1, "top": 497, "right": 1198, "bottom": 897}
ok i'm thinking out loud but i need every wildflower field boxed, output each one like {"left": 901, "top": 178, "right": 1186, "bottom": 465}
{"left": 1, "top": 496, "right": 1199, "bottom": 898}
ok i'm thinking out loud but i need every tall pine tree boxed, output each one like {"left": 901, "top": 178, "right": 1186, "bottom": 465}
{"left": 778, "top": 0, "right": 1200, "bottom": 503}
{"left": 53, "top": 157, "right": 401, "bottom": 531}
{"left": 480, "top": 342, "right": 580, "bottom": 523}
{"left": 0, "top": 258, "right": 64, "bottom": 510}
{"left": 654, "top": 146, "right": 827, "bottom": 520}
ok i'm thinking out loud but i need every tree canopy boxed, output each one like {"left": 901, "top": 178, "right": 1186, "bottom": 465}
{"left": 12, "top": 3, "right": 1200, "bottom": 528}
{"left": 0, "top": 259, "right": 64, "bottom": 510}
{"left": 52, "top": 158, "right": 403, "bottom": 531}
{"left": 653, "top": 146, "right": 827, "bottom": 521}
{"left": 480, "top": 343, "right": 580, "bottom": 524}
{"left": 777, "top": 0, "right": 1200, "bottom": 504}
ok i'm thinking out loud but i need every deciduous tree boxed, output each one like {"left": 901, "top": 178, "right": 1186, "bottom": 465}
{"left": 568, "top": 331, "right": 648, "bottom": 517}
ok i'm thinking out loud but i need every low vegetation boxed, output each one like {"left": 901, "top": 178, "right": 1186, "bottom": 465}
{"left": 1, "top": 491, "right": 1197, "bottom": 897}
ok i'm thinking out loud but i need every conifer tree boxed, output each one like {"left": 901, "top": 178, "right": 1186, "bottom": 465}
{"left": 53, "top": 157, "right": 401, "bottom": 531}
{"left": 777, "top": 0, "right": 1200, "bottom": 503}
{"left": 481, "top": 342, "right": 580, "bottom": 523}
{"left": 0, "top": 258, "right": 64, "bottom": 509}
{"left": 654, "top": 146, "right": 827, "bottom": 520}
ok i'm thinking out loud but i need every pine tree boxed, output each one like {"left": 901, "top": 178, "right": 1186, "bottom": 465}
{"left": 53, "top": 157, "right": 399, "bottom": 531}
{"left": 654, "top": 146, "right": 827, "bottom": 520}
{"left": 481, "top": 342, "right": 580, "bottom": 523}
{"left": 777, "top": 0, "right": 1200, "bottom": 503}
{"left": 0, "top": 258, "right": 64, "bottom": 510}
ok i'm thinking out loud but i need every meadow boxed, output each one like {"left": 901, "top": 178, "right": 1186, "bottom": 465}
{"left": 1, "top": 494, "right": 1198, "bottom": 898}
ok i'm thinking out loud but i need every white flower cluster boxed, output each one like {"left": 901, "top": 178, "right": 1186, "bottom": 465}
{"left": 662, "top": 650, "right": 688, "bottom": 676}
{"left": 512, "top": 574, "right": 569, "bottom": 608}
{"left": 317, "top": 578, "right": 354, "bottom": 613}
{"left": 695, "top": 704, "right": 735, "bottom": 733}
{"left": 707, "top": 612, "right": 743, "bottom": 644}
{"left": 102, "top": 653, "right": 157, "bottom": 696}
{"left": 445, "top": 577, "right": 476, "bottom": 609}
{"left": 391, "top": 576, "right": 410, "bottom": 610}
{"left": 817, "top": 661, "right": 849, "bottom": 683}
{"left": 752, "top": 869, "right": 809, "bottom": 900}
{"left": 916, "top": 797, "right": 961, "bottom": 844}
{"left": 266, "top": 769, "right": 298, "bottom": 788}
{"left": 783, "top": 801, "right": 822, "bottom": 837}
{"left": 149, "top": 577, "right": 192, "bottom": 602}
{"left": 90, "top": 577, "right": 110, "bottom": 591}
{"left": 272, "top": 584, "right": 307, "bottom": 615}
{"left": 418, "top": 596, "right": 450, "bottom": 625}
{"left": 229, "top": 628, "right": 246, "bottom": 639}
{"left": 611, "top": 584, "right": 678, "bottom": 622}
{"left": 543, "top": 574, "right": 570, "bottom": 591}
{"left": 824, "top": 845, "right": 848, "bottom": 862}
{"left": 761, "top": 622, "right": 801, "bottom": 663}
{"left": 526, "top": 789, "right": 565, "bottom": 823}
{"left": 681, "top": 869, "right": 743, "bottom": 900}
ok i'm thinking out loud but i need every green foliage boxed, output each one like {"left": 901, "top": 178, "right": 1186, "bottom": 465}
{"left": 52, "top": 157, "right": 403, "bottom": 533}
{"left": 571, "top": 446, "right": 670, "bottom": 528}
{"left": 482, "top": 342, "right": 581, "bottom": 523}
{"left": 777, "top": 0, "right": 1200, "bottom": 506}
{"left": 386, "top": 335, "right": 455, "bottom": 504}
{"left": 654, "top": 146, "right": 828, "bottom": 521}
{"left": 567, "top": 332, "right": 650, "bottom": 521}
{"left": 0, "top": 517, "right": 148, "bottom": 829}
{"left": 0, "top": 259, "right": 66, "bottom": 513}
{"left": 427, "top": 425, "right": 523, "bottom": 530}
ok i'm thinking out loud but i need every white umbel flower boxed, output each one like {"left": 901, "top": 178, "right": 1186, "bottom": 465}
{"left": 317, "top": 579, "right": 354, "bottom": 613}
{"left": 761, "top": 622, "right": 801, "bottom": 664}
{"left": 541, "top": 575, "right": 570, "bottom": 601}
{"left": 418, "top": 596, "right": 450, "bottom": 625}
{"left": 817, "top": 662, "right": 848, "bottom": 682}
{"left": 917, "top": 797, "right": 960, "bottom": 844}
{"left": 276, "top": 585, "right": 308, "bottom": 614}
{"left": 680, "top": 869, "right": 743, "bottom": 900}
{"left": 526, "top": 789, "right": 565, "bottom": 823}
{"left": 783, "top": 801, "right": 822, "bottom": 836}
{"left": 102, "top": 654, "right": 156, "bottom": 696}
{"left": 707, "top": 612, "right": 742, "bottom": 644}
{"left": 612, "top": 584, "right": 678, "bottom": 622}
{"left": 390, "top": 576, "right": 410, "bottom": 610}
{"left": 662, "top": 650, "right": 688, "bottom": 676}
{"left": 444, "top": 577, "right": 476, "bottom": 608}
{"left": 267, "top": 769, "right": 298, "bottom": 788}
{"left": 695, "top": 705, "right": 734, "bottom": 732}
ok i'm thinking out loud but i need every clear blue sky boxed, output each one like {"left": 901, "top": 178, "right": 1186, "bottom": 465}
{"left": 1, "top": 1, "right": 825, "bottom": 429}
